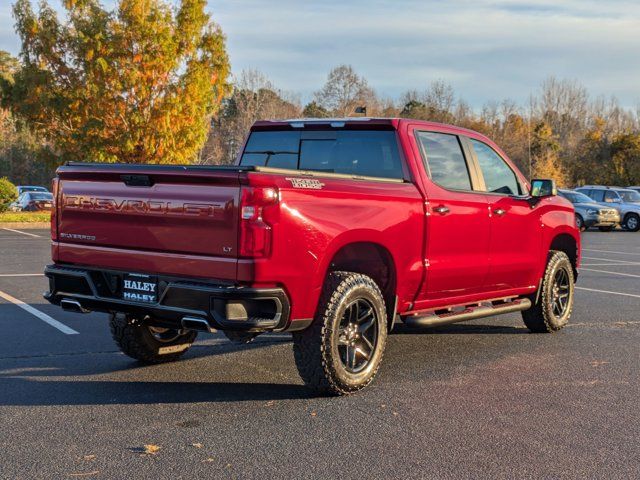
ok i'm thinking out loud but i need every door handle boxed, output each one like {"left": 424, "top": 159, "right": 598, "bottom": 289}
{"left": 493, "top": 208, "right": 506, "bottom": 216}
{"left": 433, "top": 205, "right": 450, "bottom": 215}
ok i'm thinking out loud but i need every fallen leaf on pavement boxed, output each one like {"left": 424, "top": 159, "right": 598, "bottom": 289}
{"left": 143, "top": 444, "right": 161, "bottom": 455}
{"left": 192, "top": 443, "right": 204, "bottom": 449}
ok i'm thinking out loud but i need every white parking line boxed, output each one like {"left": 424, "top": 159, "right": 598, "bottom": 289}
{"left": 0, "top": 290, "right": 79, "bottom": 335}
{"left": 580, "top": 268, "right": 640, "bottom": 279}
{"left": 0, "top": 274, "right": 43, "bottom": 277}
{"left": 576, "top": 286, "right": 640, "bottom": 299}
{"left": 2, "top": 228, "right": 41, "bottom": 238}
{"left": 583, "top": 248, "right": 640, "bottom": 257}
{"left": 582, "top": 263, "right": 640, "bottom": 267}
{"left": 582, "top": 256, "right": 640, "bottom": 265}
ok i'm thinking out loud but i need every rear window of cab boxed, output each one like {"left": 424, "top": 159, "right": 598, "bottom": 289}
{"left": 240, "top": 130, "right": 404, "bottom": 180}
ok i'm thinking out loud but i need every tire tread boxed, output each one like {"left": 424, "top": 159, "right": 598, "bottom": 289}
{"left": 109, "top": 313, "right": 196, "bottom": 364}
{"left": 522, "top": 250, "right": 574, "bottom": 333}
{"left": 292, "top": 271, "right": 387, "bottom": 396}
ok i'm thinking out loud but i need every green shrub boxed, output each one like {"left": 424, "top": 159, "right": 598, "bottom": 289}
{"left": 0, "top": 177, "right": 18, "bottom": 212}
{"left": 0, "top": 211, "right": 50, "bottom": 223}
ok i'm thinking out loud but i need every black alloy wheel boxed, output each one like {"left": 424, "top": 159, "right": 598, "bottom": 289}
{"left": 550, "top": 267, "right": 571, "bottom": 318}
{"left": 337, "top": 298, "right": 379, "bottom": 373}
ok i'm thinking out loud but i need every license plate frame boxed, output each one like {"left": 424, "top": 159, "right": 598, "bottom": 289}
{"left": 122, "top": 273, "right": 158, "bottom": 304}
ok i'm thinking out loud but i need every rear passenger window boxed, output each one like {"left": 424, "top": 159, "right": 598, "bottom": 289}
{"left": 577, "top": 189, "right": 592, "bottom": 199}
{"left": 471, "top": 139, "right": 520, "bottom": 195}
{"left": 240, "top": 130, "right": 404, "bottom": 179}
{"left": 604, "top": 191, "right": 619, "bottom": 203}
{"left": 416, "top": 132, "right": 472, "bottom": 191}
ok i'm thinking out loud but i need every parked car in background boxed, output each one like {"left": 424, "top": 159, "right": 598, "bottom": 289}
{"left": 16, "top": 185, "right": 49, "bottom": 196}
{"left": 7, "top": 199, "right": 20, "bottom": 212}
{"left": 558, "top": 189, "right": 620, "bottom": 231}
{"left": 575, "top": 186, "right": 640, "bottom": 232}
{"left": 11, "top": 191, "right": 54, "bottom": 211}
{"left": 628, "top": 186, "right": 640, "bottom": 194}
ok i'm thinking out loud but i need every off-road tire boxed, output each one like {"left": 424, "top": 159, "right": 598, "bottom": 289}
{"left": 598, "top": 226, "right": 614, "bottom": 232}
{"left": 522, "top": 251, "right": 574, "bottom": 333}
{"left": 623, "top": 213, "right": 640, "bottom": 232}
{"left": 109, "top": 313, "right": 197, "bottom": 363}
{"left": 292, "top": 271, "right": 388, "bottom": 396}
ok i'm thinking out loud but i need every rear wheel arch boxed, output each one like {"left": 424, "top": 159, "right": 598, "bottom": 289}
{"left": 324, "top": 242, "right": 398, "bottom": 329}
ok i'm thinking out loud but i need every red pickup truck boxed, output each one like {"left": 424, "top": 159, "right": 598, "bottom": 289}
{"left": 45, "top": 118, "right": 580, "bottom": 395}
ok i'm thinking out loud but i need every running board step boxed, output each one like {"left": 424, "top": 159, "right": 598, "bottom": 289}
{"left": 402, "top": 298, "right": 532, "bottom": 328}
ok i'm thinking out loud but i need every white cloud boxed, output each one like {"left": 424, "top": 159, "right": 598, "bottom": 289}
{"left": 1, "top": 0, "right": 639, "bottom": 107}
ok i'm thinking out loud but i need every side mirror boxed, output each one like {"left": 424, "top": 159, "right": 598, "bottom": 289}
{"left": 530, "top": 179, "right": 557, "bottom": 198}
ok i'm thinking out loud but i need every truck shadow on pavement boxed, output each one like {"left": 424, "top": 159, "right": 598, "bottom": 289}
{"left": 0, "top": 333, "right": 318, "bottom": 405}
{"left": 0, "top": 377, "right": 313, "bottom": 406}
{"left": 0, "top": 307, "right": 536, "bottom": 406}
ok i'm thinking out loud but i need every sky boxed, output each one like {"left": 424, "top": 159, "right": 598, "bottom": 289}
{"left": 1, "top": 0, "right": 639, "bottom": 109}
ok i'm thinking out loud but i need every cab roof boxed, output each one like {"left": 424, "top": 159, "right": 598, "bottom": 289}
{"left": 251, "top": 117, "right": 485, "bottom": 137}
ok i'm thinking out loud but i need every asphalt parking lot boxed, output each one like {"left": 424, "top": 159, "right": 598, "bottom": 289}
{"left": 1, "top": 228, "right": 639, "bottom": 479}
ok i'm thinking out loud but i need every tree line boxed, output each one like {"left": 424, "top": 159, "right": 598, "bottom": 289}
{"left": 204, "top": 66, "right": 640, "bottom": 187}
{"left": 1, "top": 0, "right": 639, "bottom": 187}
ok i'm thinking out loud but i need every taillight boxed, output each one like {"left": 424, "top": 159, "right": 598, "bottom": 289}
{"left": 51, "top": 177, "right": 59, "bottom": 241}
{"left": 239, "top": 186, "right": 278, "bottom": 258}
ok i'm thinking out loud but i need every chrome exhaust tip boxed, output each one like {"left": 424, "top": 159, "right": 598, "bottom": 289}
{"left": 60, "top": 298, "right": 89, "bottom": 314}
{"left": 181, "top": 316, "right": 216, "bottom": 333}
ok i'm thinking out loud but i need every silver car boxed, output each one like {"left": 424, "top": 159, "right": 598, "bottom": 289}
{"left": 16, "top": 185, "right": 49, "bottom": 196}
{"left": 575, "top": 186, "right": 640, "bottom": 232}
{"left": 558, "top": 189, "right": 620, "bottom": 231}
{"left": 8, "top": 191, "right": 54, "bottom": 212}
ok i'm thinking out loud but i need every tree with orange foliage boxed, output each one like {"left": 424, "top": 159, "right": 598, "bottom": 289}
{"left": 531, "top": 121, "right": 570, "bottom": 187}
{"left": 5, "top": 0, "right": 230, "bottom": 164}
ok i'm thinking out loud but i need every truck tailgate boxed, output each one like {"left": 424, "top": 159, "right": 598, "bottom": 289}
{"left": 55, "top": 165, "right": 243, "bottom": 278}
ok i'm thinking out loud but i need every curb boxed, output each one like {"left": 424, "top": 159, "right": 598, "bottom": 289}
{"left": 0, "top": 222, "right": 50, "bottom": 229}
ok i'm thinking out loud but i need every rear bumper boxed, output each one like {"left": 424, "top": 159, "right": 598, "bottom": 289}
{"left": 43, "top": 264, "right": 300, "bottom": 332}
